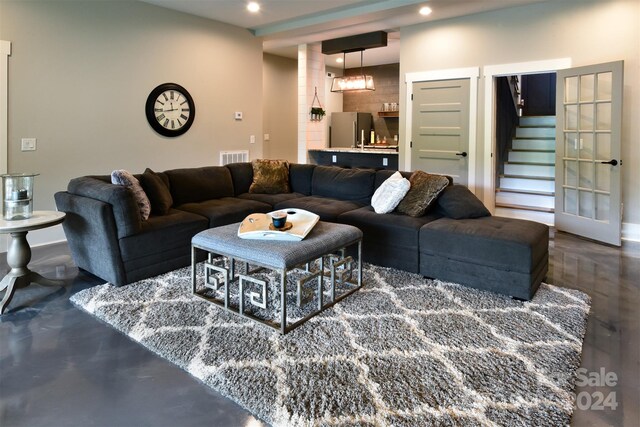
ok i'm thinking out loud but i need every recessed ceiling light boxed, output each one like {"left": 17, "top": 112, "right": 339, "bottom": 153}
{"left": 336, "top": 58, "right": 344, "bottom": 63}
{"left": 419, "top": 6, "right": 432, "bottom": 16}
{"left": 247, "top": 2, "right": 260, "bottom": 13}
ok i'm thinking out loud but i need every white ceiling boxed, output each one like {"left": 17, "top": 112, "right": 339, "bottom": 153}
{"left": 140, "top": 0, "right": 547, "bottom": 68}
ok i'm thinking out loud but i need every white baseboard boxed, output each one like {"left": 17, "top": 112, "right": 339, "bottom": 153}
{"left": 622, "top": 222, "right": 640, "bottom": 243}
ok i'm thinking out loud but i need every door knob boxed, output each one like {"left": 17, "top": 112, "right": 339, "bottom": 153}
{"left": 600, "top": 159, "right": 618, "bottom": 166}
{"left": 456, "top": 152, "right": 468, "bottom": 157}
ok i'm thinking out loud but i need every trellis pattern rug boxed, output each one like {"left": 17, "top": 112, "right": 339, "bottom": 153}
{"left": 71, "top": 263, "right": 590, "bottom": 426}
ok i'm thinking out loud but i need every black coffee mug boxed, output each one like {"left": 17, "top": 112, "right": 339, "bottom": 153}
{"left": 271, "top": 211, "right": 287, "bottom": 228}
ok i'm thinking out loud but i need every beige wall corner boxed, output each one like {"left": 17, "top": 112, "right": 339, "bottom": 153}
{"left": 263, "top": 53, "right": 297, "bottom": 162}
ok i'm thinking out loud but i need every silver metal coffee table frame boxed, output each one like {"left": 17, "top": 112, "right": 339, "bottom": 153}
{"left": 191, "top": 239, "right": 362, "bottom": 334}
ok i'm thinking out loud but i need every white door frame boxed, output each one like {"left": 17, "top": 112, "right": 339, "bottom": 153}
{"left": 482, "top": 58, "right": 571, "bottom": 212}
{"left": 405, "top": 67, "right": 479, "bottom": 193}
{"left": 1, "top": 40, "right": 10, "bottom": 251}
{"left": 1, "top": 40, "right": 10, "bottom": 175}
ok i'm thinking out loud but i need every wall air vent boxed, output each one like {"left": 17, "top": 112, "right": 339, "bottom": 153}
{"left": 220, "top": 150, "right": 249, "bottom": 165}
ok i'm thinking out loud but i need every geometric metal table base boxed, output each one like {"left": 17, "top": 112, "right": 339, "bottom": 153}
{"left": 191, "top": 240, "right": 362, "bottom": 334}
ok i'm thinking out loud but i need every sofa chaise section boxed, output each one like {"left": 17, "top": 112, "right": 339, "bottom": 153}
{"left": 419, "top": 216, "right": 549, "bottom": 300}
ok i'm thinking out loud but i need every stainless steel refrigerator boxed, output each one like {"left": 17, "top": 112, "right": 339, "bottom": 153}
{"left": 330, "top": 112, "right": 372, "bottom": 148}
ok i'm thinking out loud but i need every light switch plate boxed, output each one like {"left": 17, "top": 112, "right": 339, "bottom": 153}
{"left": 21, "top": 138, "right": 36, "bottom": 151}
{"left": 383, "top": 157, "right": 388, "bottom": 166}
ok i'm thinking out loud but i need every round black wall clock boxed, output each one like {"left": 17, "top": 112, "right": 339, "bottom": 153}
{"left": 145, "top": 83, "right": 195, "bottom": 137}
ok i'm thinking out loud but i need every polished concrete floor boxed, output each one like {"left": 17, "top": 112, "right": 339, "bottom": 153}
{"left": 1, "top": 230, "right": 638, "bottom": 427}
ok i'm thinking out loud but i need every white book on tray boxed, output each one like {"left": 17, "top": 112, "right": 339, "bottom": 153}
{"left": 237, "top": 208, "right": 320, "bottom": 241}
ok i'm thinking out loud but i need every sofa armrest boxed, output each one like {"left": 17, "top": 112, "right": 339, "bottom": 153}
{"left": 67, "top": 176, "right": 142, "bottom": 238}
{"left": 54, "top": 191, "right": 128, "bottom": 286}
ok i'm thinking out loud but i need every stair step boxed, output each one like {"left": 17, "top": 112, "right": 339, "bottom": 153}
{"left": 519, "top": 116, "right": 556, "bottom": 127}
{"left": 495, "top": 191, "right": 555, "bottom": 209}
{"left": 516, "top": 126, "right": 556, "bottom": 138}
{"left": 495, "top": 202, "right": 554, "bottom": 213}
{"left": 496, "top": 188, "right": 555, "bottom": 196}
{"left": 495, "top": 207, "right": 554, "bottom": 226}
{"left": 499, "top": 176, "right": 555, "bottom": 193}
{"left": 504, "top": 162, "right": 555, "bottom": 178}
{"left": 512, "top": 138, "right": 556, "bottom": 150}
{"left": 508, "top": 150, "right": 555, "bottom": 163}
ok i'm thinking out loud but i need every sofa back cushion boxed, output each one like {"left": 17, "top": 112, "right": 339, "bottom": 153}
{"left": 311, "top": 166, "right": 375, "bottom": 203}
{"left": 374, "top": 170, "right": 412, "bottom": 190}
{"left": 226, "top": 162, "right": 253, "bottom": 196}
{"left": 290, "top": 163, "right": 316, "bottom": 195}
{"left": 165, "top": 166, "right": 234, "bottom": 205}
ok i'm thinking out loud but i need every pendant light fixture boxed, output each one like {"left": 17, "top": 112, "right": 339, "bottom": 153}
{"left": 330, "top": 50, "right": 375, "bottom": 92}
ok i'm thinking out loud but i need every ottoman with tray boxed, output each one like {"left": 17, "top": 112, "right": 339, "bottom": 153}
{"left": 191, "top": 217, "right": 363, "bottom": 334}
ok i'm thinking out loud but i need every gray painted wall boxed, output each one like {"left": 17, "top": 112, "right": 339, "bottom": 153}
{"left": 262, "top": 53, "right": 297, "bottom": 162}
{"left": 400, "top": 0, "right": 639, "bottom": 228}
{"left": 0, "top": 0, "right": 263, "bottom": 244}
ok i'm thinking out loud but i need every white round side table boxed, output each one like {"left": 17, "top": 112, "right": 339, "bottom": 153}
{"left": 0, "top": 210, "right": 66, "bottom": 314}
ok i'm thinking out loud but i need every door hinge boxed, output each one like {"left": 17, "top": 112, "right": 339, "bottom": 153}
{"left": 411, "top": 94, "right": 413, "bottom": 101}
{"left": 410, "top": 141, "right": 413, "bottom": 148}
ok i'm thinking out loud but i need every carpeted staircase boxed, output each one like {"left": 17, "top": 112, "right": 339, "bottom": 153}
{"left": 496, "top": 115, "right": 555, "bottom": 225}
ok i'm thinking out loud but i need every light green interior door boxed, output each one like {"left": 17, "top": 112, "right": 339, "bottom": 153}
{"left": 555, "top": 61, "right": 623, "bottom": 246}
{"left": 411, "top": 79, "right": 470, "bottom": 184}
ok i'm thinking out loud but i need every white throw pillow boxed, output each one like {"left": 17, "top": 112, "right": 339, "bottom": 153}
{"left": 371, "top": 171, "right": 411, "bottom": 214}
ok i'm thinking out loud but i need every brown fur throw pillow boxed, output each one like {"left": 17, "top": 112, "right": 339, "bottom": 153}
{"left": 396, "top": 170, "right": 449, "bottom": 217}
{"left": 249, "top": 159, "right": 291, "bottom": 194}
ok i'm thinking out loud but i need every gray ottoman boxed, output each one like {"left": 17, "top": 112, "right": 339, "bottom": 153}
{"left": 191, "top": 221, "right": 363, "bottom": 334}
{"left": 419, "top": 217, "right": 549, "bottom": 300}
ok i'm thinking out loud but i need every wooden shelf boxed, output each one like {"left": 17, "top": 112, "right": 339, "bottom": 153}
{"left": 378, "top": 111, "right": 399, "bottom": 118}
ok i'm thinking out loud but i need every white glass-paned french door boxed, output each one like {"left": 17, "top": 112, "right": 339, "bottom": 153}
{"left": 555, "top": 61, "right": 623, "bottom": 246}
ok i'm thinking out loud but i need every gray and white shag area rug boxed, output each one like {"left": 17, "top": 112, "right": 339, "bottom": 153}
{"left": 71, "top": 263, "right": 590, "bottom": 427}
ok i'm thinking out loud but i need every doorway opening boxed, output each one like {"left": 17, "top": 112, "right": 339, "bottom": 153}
{"left": 494, "top": 73, "right": 557, "bottom": 225}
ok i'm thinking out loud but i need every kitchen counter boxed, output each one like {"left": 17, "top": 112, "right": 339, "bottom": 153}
{"left": 312, "top": 146, "right": 398, "bottom": 154}
{"left": 308, "top": 148, "right": 398, "bottom": 170}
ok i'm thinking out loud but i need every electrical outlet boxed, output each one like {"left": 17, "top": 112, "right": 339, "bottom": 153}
{"left": 250, "top": 135, "right": 256, "bottom": 144}
{"left": 332, "top": 155, "right": 337, "bottom": 163}
{"left": 264, "top": 133, "right": 270, "bottom": 141}
{"left": 383, "top": 157, "right": 388, "bottom": 166}
{"left": 21, "top": 138, "right": 36, "bottom": 151}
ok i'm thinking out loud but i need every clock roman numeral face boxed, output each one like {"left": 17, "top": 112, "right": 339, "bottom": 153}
{"left": 155, "top": 90, "right": 190, "bottom": 129}
{"left": 146, "top": 83, "right": 195, "bottom": 137}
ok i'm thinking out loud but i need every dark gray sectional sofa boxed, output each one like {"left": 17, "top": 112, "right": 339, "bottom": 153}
{"left": 54, "top": 162, "right": 549, "bottom": 300}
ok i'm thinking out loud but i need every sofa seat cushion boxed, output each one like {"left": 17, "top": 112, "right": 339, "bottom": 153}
{"left": 237, "top": 192, "right": 305, "bottom": 207}
{"left": 177, "top": 197, "right": 271, "bottom": 227}
{"left": 420, "top": 217, "right": 548, "bottom": 274}
{"left": 338, "top": 206, "right": 441, "bottom": 273}
{"left": 273, "top": 196, "right": 363, "bottom": 222}
{"left": 119, "top": 209, "right": 209, "bottom": 283}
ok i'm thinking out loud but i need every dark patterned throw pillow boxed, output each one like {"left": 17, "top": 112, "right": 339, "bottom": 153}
{"left": 396, "top": 170, "right": 449, "bottom": 217}
{"left": 249, "top": 159, "right": 291, "bottom": 194}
